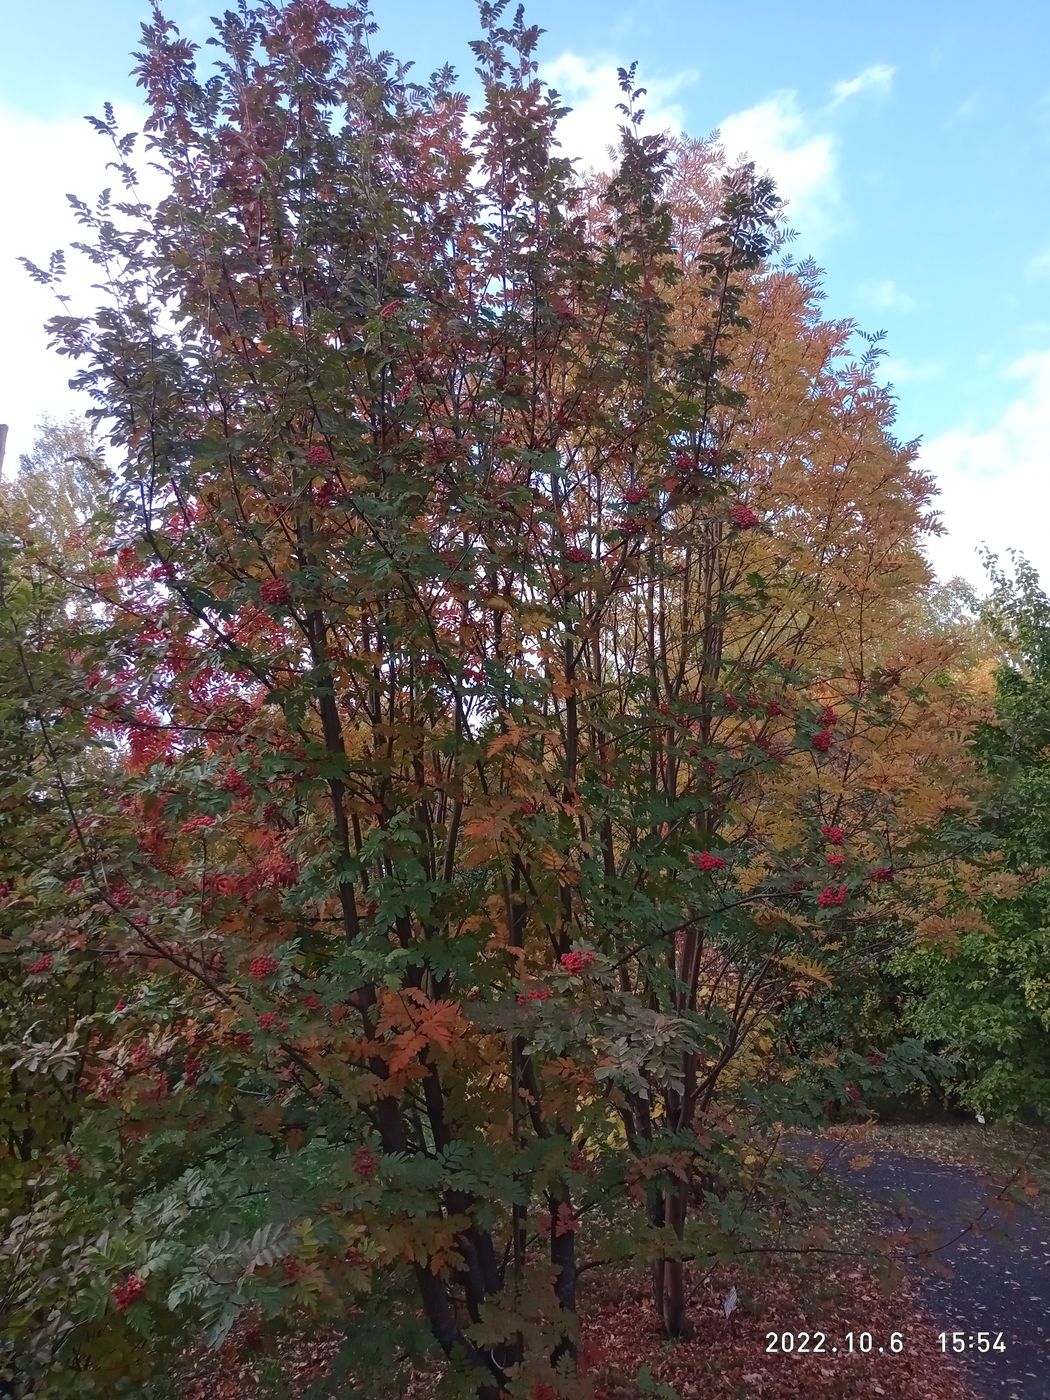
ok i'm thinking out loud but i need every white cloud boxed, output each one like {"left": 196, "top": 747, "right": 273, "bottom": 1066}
{"left": 712, "top": 61, "right": 894, "bottom": 237}
{"left": 715, "top": 92, "right": 837, "bottom": 233}
{"left": 0, "top": 100, "right": 164, "bottom": 468}
{"left": 859, "top": 277, "right": 917, "bottom": 313}
{"left": 918, "top": 350, "right": 1050, "bottom": 586}
{"left": 1026, "top": 246, "right": 1050, "bottom": 280}
{"left": 829, "top": 63, "right": 896, "bottom": 108}
{"left": 882, "top": 356, "right": 943, "bottom": 385}
{"left": 541, "top": 52, "right": 696, "bottom": 172}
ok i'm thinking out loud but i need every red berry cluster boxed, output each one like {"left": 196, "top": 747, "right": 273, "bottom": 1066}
{"left": 690, "top": 851, "right": 727, "bottom": 872}
{"left": 179, "top": 814, "right": 216, "bottom": 834}
{"left": 260, "top": 578, "right": 291, "bottom": 605}
{"left": 820, "top": 825, "right": 845, "bottom": 845}
{"left": 313, "top": 479, "right": 341, "bottom": 508}
{"left": 871, "top": 867, "right": 895, "bottom": 883}
{"left": 249, "top": 954, "right": 280, "bottom": 979}
{"left": 559, "top": 950, "right": 596, "bottom": 975}
{"left": 564, "top": 545, "right": 590, "bottom": 563}
{"left": 221, "top": 766, "right": 250, "bottom": 797}
{"left": 811, "top": 730, "right": 833, "bottom": 752}
{"left": 826, "top": 851, "right": 845, "bottom": 867}
{"left": 623, "top": 484, "right": 650, "bottom": 506}
{"left": 517, "top": 987, "right": 551, "bottom": 1005}
{"left": 818, "top": 885, "right": 848, "bottom": 908}
{"left": 354, "top": 1146, "right": 379, "bottom": 1180}
{"left": 28, "top": 954, "right": 53, "bottom": 974}
{"left": 112, "top": 1274, "right": 145, "bottom": 1311}
{"left": 730, "top": 503, "right": 760, "bottom": 529}
{"left": 306, "top": 444, "right": 331, "bottom": 466}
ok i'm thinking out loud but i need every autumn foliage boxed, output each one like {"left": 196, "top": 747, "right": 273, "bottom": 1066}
{"left": 0, "top": 2, "right": 1003, "bottom": 1397}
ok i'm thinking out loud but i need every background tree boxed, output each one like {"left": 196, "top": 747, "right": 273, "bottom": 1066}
{"left": 900, "top": 552, "right": 1050, "bottom": 1121}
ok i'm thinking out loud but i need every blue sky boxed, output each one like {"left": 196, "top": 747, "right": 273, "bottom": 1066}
{"left": 2, "top": 0, "right": 1048, "bottom": 586}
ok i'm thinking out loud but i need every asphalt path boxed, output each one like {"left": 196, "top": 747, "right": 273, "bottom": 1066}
{"left": 805, "top": 1139, "right": 1050, "bottom": 1399}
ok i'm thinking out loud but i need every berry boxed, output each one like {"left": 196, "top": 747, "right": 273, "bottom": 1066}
{"left": 260, "top": 578, "right": 291, "bottom": 606}
{"left": 820, "top": 824, "right": 845, "bottom": 845}
{"left": 690, "top": 851, "right": 727, "bottom": 872}
{"left": 306, "top": 445, "right": 331, "bottom": 466}
{"left": 559, "top": 950, "right": 595, "bottom": 975}
{"left": 313, "top": 479, "right": 341, "bottom": 508}
{"left": 249, "top": 955, "right": 280, "bottom": 980}
{"left": 112, "top": 1274, "right": 145, "bottom": 1312}
{"left": 28, "top": 954, "right": 53, "bottom": 974}
{"left": 354, "top": 1146, "right": 379, "bottom": 1180}
{"left": 730, "top": 503, "right": 760, "bottom": 529}
{"left": 811, "top": 729, "right": 833, "bottom": 752}
{"left": 871, "top": 867, "right": 895, "bottom": 883}
{"left": 818, "top": 885, "right": 848, "bottom": 908}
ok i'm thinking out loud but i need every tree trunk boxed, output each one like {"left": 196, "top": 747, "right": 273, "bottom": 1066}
{"left": 549, "top": 1186, "right": 579, "bottom": 1374}
{"left": 658, "top": 1183, "right": 692, "bottom": 1339}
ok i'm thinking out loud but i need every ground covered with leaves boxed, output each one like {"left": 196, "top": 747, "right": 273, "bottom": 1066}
{"left": 177, "top": 1243, "right": 973, "bottom": 1400}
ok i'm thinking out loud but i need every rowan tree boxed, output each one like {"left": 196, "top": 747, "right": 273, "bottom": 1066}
{"left": 7, "top": 0, "right": 1002, "bottom": 1393}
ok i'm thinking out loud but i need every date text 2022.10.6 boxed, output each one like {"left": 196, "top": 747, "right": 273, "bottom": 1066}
{"left": 765, "top": 1331, "right": 1007, "bottom": 1355}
